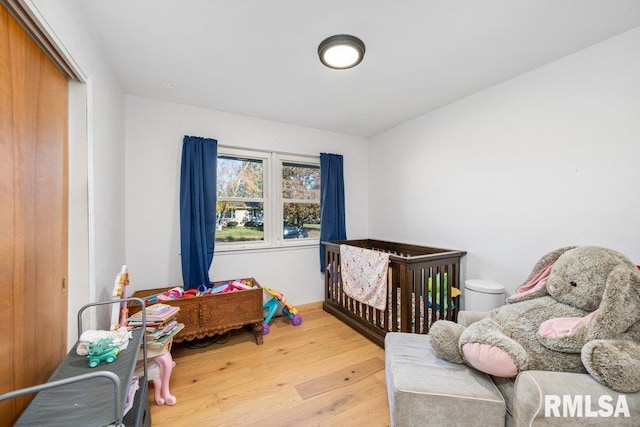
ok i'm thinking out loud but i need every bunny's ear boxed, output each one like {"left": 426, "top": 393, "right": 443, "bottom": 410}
{"left": 523, "top": 246, "right": 577, "bottom": 286}
{"left": 585, "top": 264, "right": 640, "bottom": 340}
{"left": 507, "top": 246, "right": 576, "bottom": 303}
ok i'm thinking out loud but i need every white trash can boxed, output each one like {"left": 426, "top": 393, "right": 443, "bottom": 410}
{"left": 464, "top": 279, "right": 505, "bottom": 312}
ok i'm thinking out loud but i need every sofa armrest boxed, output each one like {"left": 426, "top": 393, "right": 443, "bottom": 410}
{"left": 513, "top": 370, "right": 640, "bottom": 425}
{"left": 457, "top": 310, "right": 488, "bottom": 327}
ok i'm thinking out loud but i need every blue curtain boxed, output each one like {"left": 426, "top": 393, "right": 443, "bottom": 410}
{"left": 319, "top": 153, "right": 347, "bottom": 272}
{"left": 180, "top": 135, "right": 217, "bottom": 290}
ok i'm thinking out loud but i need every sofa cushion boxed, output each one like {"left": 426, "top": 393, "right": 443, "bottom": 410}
{"left": 514, "top": 370, "right": 640, "bottom": 426}
{"left": 385, "top": 332, "right": 506, "bottom": 426}
{"left": 491, "top": 376, "right": 515, "bottom": 418}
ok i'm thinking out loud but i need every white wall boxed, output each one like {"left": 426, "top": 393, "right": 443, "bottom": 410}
{"left": 29, "top": 1, "right": 640, "bottom": 334}
{"left": 125, "top": 96, "right": 369, "bottom": 304}
{"left": 67, "top": 80, "right": 89, "bottom": 347}
{"left": 30, "top": 0, "right": 126, "bottom": 347}
{"left": 369, "top": 27, "right": 640, "bottom": 297}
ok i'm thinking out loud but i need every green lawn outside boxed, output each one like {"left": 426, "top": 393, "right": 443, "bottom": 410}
{"left": 216, "top": 227, "right": 264, "bottom": 242}
{"left": 216, "top": 224, "right": 320, "bottom": 242}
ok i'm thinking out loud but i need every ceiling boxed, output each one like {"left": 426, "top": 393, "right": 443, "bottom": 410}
{"left": 76, "top": 0, "right": 640, "bottom": 137}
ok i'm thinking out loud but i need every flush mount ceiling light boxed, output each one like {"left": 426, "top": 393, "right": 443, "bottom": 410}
{"left": 318, "top": 34, "right": 365, "bottom": 70}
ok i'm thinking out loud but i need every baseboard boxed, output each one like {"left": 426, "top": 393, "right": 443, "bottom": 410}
{"left": 297, "top": 301, "right": 323, "bottom": 311}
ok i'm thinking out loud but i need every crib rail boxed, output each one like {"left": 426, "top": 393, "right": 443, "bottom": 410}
{"left": 322, "top": 239, "right": 465, "bottom": 347}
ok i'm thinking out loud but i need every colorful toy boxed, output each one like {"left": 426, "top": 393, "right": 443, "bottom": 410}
{"left": 261, "top": 286, "right": 302, "bottom": 335}
{"left": 86, "top": 338, "right": 120, "bottom": 368}
{"left": 425, "top": 273, "right": 461, "bottom": 310}
{"left": 141, "top": 279, "right": 258, "bottom": 305}
{"left": 110, "top": 265, "right": 129, "bottom": 329}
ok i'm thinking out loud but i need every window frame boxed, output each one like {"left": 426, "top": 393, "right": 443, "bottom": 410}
{"left": 215, "top": 146, "right": 320, "bottom": 253}
{"left": 277, "top": 154, "right": 321, "bottom": 248}
{"left": 216, "top": 147, "right": 271, "bottom": 251}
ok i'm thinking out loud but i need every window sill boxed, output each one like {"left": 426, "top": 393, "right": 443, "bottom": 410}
{"left": 214, "top": 240, "right": 319, "bottom": 256}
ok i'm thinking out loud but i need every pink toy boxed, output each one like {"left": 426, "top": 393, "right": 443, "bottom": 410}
{"left": 151, "top": 352, "right": 176, "bottom": 406}
{"left": 231, "top": 280, "right": 253, "bottom": 290}
{"left": 155, "top": 287, "right": 184, "bottom": 302}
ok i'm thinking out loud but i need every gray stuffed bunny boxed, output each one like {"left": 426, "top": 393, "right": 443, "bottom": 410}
{"left": 429, "top": 246, "right": 640, "bottom": 392}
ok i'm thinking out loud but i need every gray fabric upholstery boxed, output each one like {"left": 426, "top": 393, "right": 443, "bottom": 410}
{"left": 385, "top": 311, "right": 640, "bottom": 427}
{"left": 492, "top": 376, "right": 516, "bottom": 427}
{"left": 386, "top": 312, "right": 640, "bottom": 426}
{"left": 385, "top": 332, "right": 506, "bottom": 427}
{"left": 514, "top": 371, "right": 640, "bottom": 426}
{"left": 491, "top": 376, "right": 515, "bottom": 418}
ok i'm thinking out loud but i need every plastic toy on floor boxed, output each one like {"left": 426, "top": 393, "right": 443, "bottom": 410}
{"left": 261, "top": 286, "right": 302, "bottom": 335}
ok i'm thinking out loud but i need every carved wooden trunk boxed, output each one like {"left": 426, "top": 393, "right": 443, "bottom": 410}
{"left": 130, "top": 278, "right": 264, "bottom": 345}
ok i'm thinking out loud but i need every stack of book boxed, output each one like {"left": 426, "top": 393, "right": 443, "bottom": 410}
{"left": 127, "top": 303, "right": 184, "bottom": 356}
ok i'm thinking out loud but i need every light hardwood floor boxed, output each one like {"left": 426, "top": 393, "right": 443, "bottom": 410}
{"left": 149, "top": 303, "right": 390, "bottom": 426}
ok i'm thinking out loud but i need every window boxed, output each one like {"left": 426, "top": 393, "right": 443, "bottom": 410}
{"left": 216, "top": 153, "right": 266, "bottom": 243}
{"left": 215, "top": 147, "right": 320, "bottom": 251}
{"left": 282, "top": 161, "right": 320, "bottom": 240}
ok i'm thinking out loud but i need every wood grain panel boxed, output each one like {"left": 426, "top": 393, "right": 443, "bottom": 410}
{"left": 0, "top": 4, "right": 68, "bottom": 423}
{"left": 295, "top": 357, "right": 384, "bottom": 400}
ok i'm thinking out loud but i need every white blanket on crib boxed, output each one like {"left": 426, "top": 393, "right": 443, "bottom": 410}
{"left": 340, "top": 244, "right": 390, "bottom": 311}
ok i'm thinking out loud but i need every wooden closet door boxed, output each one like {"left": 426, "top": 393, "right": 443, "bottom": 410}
{"left": 0, "top": 5, "right": 68, "bottom": 423}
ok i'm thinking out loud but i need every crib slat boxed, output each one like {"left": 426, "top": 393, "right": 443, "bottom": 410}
{"left": 400, "top": 263, "right": 411, "bottom": 333}
{"left": 390, "top": 265, "right": 399, "bottom": 332}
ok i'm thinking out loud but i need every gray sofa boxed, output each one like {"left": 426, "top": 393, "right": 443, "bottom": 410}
{"left": 385, "top": 311, "right": 640, "bottom": 426}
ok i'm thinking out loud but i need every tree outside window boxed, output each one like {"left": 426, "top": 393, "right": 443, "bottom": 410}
{"left": 282, "top": 162, "right": 320, "bottom": 239}
{"left": 216, "top": 155, "right": 265, "bottom": 243}
{"left": 215, "top": 149, "right": 320, "bottom": 249}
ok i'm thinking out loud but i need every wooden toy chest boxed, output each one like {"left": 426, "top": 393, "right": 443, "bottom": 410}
{"left": 130, "top": 278, "right": 264, "bottom": 345}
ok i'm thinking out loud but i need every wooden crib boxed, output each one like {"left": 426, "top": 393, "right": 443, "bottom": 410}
{"left": 322, "top": 239, "right": 466, "bottom": 347}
